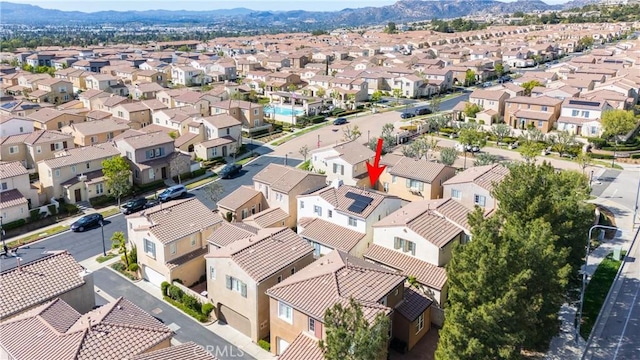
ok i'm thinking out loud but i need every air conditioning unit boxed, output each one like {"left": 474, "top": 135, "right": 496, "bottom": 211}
{"left": 77, "top": 174, "right": 87, "bottom": 182}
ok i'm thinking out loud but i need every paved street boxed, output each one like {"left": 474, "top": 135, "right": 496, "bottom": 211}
{"left": 1, "top": 155, "right": 299, "bottom": 272}
{"left": 93, "top": 268, "right": 254, "bottom": 360}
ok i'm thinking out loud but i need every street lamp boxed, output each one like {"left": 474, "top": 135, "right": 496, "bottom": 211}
{"left": 575, "top": 224, "right": 619, "bottom": 342}
{"left": 367, "top": 130, "right": 370, "bottom": 143}
{"left": 99, "top": 220, "right": 106, "bottom": 257}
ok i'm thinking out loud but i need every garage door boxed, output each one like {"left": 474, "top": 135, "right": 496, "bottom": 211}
{"left": 218, "top": 304, "right": 251, "bottom": 337}
{"left": 277, "top": 337, "right": 290, "bottom": 355}
{"left": 143, "top": 266, "right": 165, "bottom": 287}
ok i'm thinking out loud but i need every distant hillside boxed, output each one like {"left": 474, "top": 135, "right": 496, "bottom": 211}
{"left": 0, "top": 0, "right": 604, "bottom": 27}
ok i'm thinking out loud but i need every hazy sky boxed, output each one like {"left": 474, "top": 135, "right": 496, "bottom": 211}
{"left": 5, "top": 0, "right": 569, "bottom": 12}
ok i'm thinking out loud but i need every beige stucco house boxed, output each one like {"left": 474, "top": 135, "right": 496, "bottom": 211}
{"left": 0, "top": 161, "right": 40, "bottom": 223}
{"left": 310, "top": 140, "right": 375, "bottom": 187}
{"left": 442, "top": 163, "right": 510, "bottom": 213}
{"left": 377, "top": 154, "right": 457, "bottom": 201}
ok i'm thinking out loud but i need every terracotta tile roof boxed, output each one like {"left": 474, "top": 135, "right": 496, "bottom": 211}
{"left": 217, "top": 185, "right": 262, "bottom": 211}
{"left": 0, "top": 189, "right": 29, "bottom": 209}
{"left": 469, "top": 89, "right": 508, "bottom": 101}
{"left": 27, "top": 108, "right": 67, "bottom": 123}
{"left": 364, "top": 245, "right": 447, "bottom": 290}
{"left": 133, "top": 198, "right": 223, "bottom": 245}
{"left": 132, "top": 341, "right": 217, "bottom": 360}
{"left": 42, "top": 143, "right": 120, "bottom": 169}
{"left": 0, "top": 161, "right": 28, "bottom": 179}
{"left": 300, "top": 184, "right": 395, "bottom": 219}
{"left": 373, "top": 199, "right": 470, "bottom": 248}
{"left": 86, "top": 109, "right": 113, "bottom": 120}
{"left": 279, "top": 332, "right": 324, "bottom": 360}
{"left": 395, "top": 286, "right": 433, "bottom": 322}
{"left": 0, "top": 251, "right": 87, "bottom": 319}
{"left": 326, "top": 140, "right": 375, "bottom": 165}
{"left": 207, "top": 227, "right": 313, "bottom": 282}
{"left": 299, "top": 217, "right": 365, "bottom": 252}
{"left": 167, "top": 247, "right": 209, "bottom": 270}
{"left": 22, "top": 130, "right": 72, "bottom": 146}
{"left": 443, "top": 164, "right": 509, "bottom": 194}
{"left": 266, "top": 250, "right": 403, "bottom": 321}
{"left": 198, "top": 136, "right": 235, "bottom": 149}
{"left": 243, "top": 207, "right": 289, "bottom": 228}
{"left": 0, "top": 297, "right": 173, "bottom": 360}
{"left": 65, "top": 118, "right": 130, "bottom": 136}
{"left": 202, "top": 114, "right": 241, "bottom": 129}
{"left": 387, "top": 156, "right": 454, "bottom": 184}
{"left": 506, "top": 95, "right": 562, "bottom": 107}
{"left": 116, "top": 129, "right": 173, "bottom": 150}
{"left": 253, "top": 163, "right": 326, "bottom": 193}
{"left": 207, "top": 221, "right": 258, "bottom": 248}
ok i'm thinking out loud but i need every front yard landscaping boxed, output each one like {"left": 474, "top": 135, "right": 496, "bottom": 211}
{"left": 161, "top": 282, "right": 214, "bottom": 323}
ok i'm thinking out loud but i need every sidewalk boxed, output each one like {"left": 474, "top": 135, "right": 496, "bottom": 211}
{"left": 80, "top": 255, "right": 275, "bottom": 360}
{"left": 545, "top": 195, "right": 637, "bottom": 360}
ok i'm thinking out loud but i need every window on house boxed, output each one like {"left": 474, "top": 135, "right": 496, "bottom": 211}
{"left": 1, "top": 182, "right": 7, "bottom": 190}
{"left": 416, "top": 313, "right": 425, "bottom": 334}
{"left": 54, "top": 169, "right": 60, "bottom": 177}
{"left": 313, "top": 205, "right": 322, "bottom": 216}
{"left": 277, "top": 275, "right": 283, "bottom": 283}
{"left": 212, "top": 147, "right": 217, "bottom": 157}
{"left": 582, "top": 111, "right": 590, "bottom": 118}
{"left": 149, "top": 168, "right": 155, "bottom": 180}
{"left": 9, "top": 146, "right": 19, "bottom": 154}
{"left": 170, "top": 243, "right": 177, "bottom": 255}
{"left": 241, "top": 208, "right": 249, "bottom": 219}
{"left": 144, "top": 238, "right": 156, "bottom": 258}
{"left": 118, "top": 111, "right": 124, "bottom": 118}
{"left": 225, "top": 276, "right": 247, "bottom": 297}
{"left": 383, "top": 182, "right": 389, "bottom": 192}
{"left": 572, "top": 109, "right": 579, "bottom": 116}
{"left": 209, "top": 266, "right": 216, "bottom": 280}
{"left": 254, "top": 109, "right": 259, "bottom": 115}
{"left": 276, "top": 192, "right": 283, "bottom": 201}
{"left": 310, "top": 241, "right": 321, "bottom": 257}
{"left": 474, "top": 194, "right": 487, "bottom": 207}
{"left": 90, "top": 136, "right": 98, "bottom": 144}
{"left": 57, "top": 122, "right": 63, "bottom": 129}
{"left": 96, "top": 183, "right": 104, "bottom": 194}
{"left": 300, "top": 201, "right": 304, "bottom": 209}
{"left": 394, "top": 237, "right": 416, "bottom": 255}
{"left": 126, "top": 151, "right": 132, "bottom": 159}
{"left": 226, "top": 128, "right": 230, "bottom": 135}
{"left": 278, "top": 301, "right": 293, "bottom": 324}
{"left": 309, "top": 318, "right": 315, "bottom": 332}
{"left": 451, "top": 189, "right": 462, "bottom": 199}
{"left": 406, "top": 179, "right": 424, "bottom": 191}
{"left": 107, "top": 132, "right": 114, "bottom": 140}
{"left": 328, "top": 210, "right": 332, "bottom": 218}
{"left": 538, "top": 121, "right": 543, "bottom": 127}
{"left": 86, "top": 163, "right": 90, "bottom": 169}
{"left": 332, "top": 163, "right": 344, "bottom": 175}
{"left": 134, "top": 170, "right": 139, "bottom": 179}
{"left": 348, "top": 217, "right": 357, "bottom": 227}
{"left": 146, "top": 149, "right": 155, "bottom": 159}
{"left": 36, "top": 146, "right": 41, "bottom": 154}
{"left": 191, "top": 235, "right": 196, "bottom": 246}
{"left": 291, "top": 268, "right": 295, "bottom": 275}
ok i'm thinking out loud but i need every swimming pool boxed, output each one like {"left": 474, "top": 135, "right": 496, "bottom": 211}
{"left": 266, "top": 104, "right": 305, "bottom": 117}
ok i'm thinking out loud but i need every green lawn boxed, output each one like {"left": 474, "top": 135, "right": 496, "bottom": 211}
{"left": 99, "top": 208, "right": 121, "bottom": 218}
{"left": 185, "top": 175, "right": 218, "bottom": 190}
{"left": 96, "top": 253, "right": 118, "bottom": 263}
{"left": 580, "top": 252, "right": 625, "bottom": 339}
{"left": 235, "top": 156, "right": 258, "bottom": 166}
{"left": 7, "top": 224, "right": 69, "bottom": 249}
{"left": 271, "top": 122, "right": 331, "bottom": 146}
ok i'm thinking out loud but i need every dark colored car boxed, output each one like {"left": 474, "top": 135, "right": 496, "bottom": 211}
{"left": 415, "top": 108, "right": 432, "bottom": 115}
{"left": 71, "top": 213, "right": 104, "bottom": 232}
{"left": 219, "top": 163, "right": 242, "bottom": 179}
{"left": 333, "top": 117, "right": 347, "bottom": 125}
{"left": 400, "top": 112, "right": 415, "bottom": 119}
{"left": 145, "top": 199, "right": 160, "bottom": 209}
{"left": 121, "top": 198, "right": 147, "bottom": 215}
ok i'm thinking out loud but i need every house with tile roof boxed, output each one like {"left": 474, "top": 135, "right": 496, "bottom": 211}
{"left": 442, "top": 163, "right": 510, "bottom": 212}
{"left": 310, "top": 140, "right": 375, "bottom": 188}
{"left": 37, "top": 143, "right": 121, "bottom": 203}
{"left": 504, "top": 95, "right": 563, "bottom": 133}
{"left": 61, "top": 118, "right": 130, "bottom": 147}
{"left": 0, "top": 296, "right": 173, "bottom": 359}
{"left": 0, "top": 115, "right": 33, "bottom": 138}
{"left": 267, "top": 250, "right": 433, "bottom": 356}
{"left": 209, "top": 99, "right": 270, "bottom": 134}
{"left": 111, "top": 102, "right": 152, "bottom": 129}
{"left": 0, "top": 99, "right": 42, "bottom": 118}
{"left": 132, "top": 341, "right": 218, "bottom": 360}
{"left": 192, "top": 114, "right": 243, "bottom": 160}
{"left": 216, "top": 163, "right": 326, "bottom": 227}
{"left": 376, "top": 154, "right": 457, "bottom": 202}
{"left": 365, "top": 198, "right": 472, "bottom": 307}
{"left": 0, "top": 161, "right": 41, "bottom": 221}
{"left": 127, "top": 198, "right": 223, "bottom": 287}
{"left": 27, "top": 108, "right": 85, "bottom": 131}
{"left": 0, "top": 251, "right": 94, "bottom": 320}
{"left": 205, "top": 227, "right": 314, "bottom": 342}
{"left": 469, "top": 89, "right": 510, "bottom": 124}
{"left": 296, "top": 182, "right": 403, "bottom": 258}
{"left": 27, "top": 78, "right": 73, "bottom": 105}
{"left": 0, "top": 130, "right": 73, "bottom": 170}
{"left": 556, "top": 98, "right": 613, "bottom": 137}
{"left": 113, "top": 129, "right": 189, "bottom": 185}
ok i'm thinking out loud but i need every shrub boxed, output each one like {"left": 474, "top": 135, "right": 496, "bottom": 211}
{"left": 30, "top": 209, "right": 41, "bottom": 221}
{"left": 128, "top": 263, "right": 139, "bottom": 272}
{"left": 134, "top": 180, "right": 166, "bottom": 194}
{"left": 161, "top": 281, "right": 170, "bottom": 296}
{"left": 90, "top": 195, "right": 116, "bottom": 207}
{"left": 191, "top": 168, "right": 207, "bottom": 177}
{"left": 591, "top": 153, "right": 614, "bottom": 160}
{"left": 47, "top": 204, "right": 57, "bottom": 216}
{"left": 331, "top": 107, "right": 345, "bottom": 116}
{"left": 202, "top": 157, "right": 226, "bottom": 169}
{"left": 182, "top": 294, "right": 202, "bottom": 313}
{"left": 3, "top": 219, "right": 25, "bottom": 231}
{"left": 439, "top": 127, "right": 456, "bottom": 134}
{"left": 128, "top": 245, "right": 137, "bottom": 264}
{"left": 587, "top": 137, "right": 607, "bottom": 149}
{"left": 202, "top": 303, "right": 214, "bottom": 317}
{"left": 258, "top": 340, "right": 271, "bottom": 351}
{"left": 631, "top": 153, "right": 640, "bottom": 159}
{"left": 168, "top": 285, "right": 184, "bottom": 301}
{"left": 62, "top": 203, "right": 79, "bottom": 215}
{"left": 164, "top": 296, "right": 208, "bottom": 322}
{"left": 174, "top": 278, "right": 184, "bottom": 284}
{"left": 399, "top": 125, "right": 418, "bottom": 131}
{"left": 111, "top": 262, "right": 126, "bottom": 272}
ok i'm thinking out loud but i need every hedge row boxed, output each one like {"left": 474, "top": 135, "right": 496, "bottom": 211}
{"left": 134, "top": 179, "right": 166, "bottom": 194}
{"left": 90, "top": 195, "right": 116, "bottom": 207}
{"left": 590, "top": 153, "right": 614, "bottom": 160}
{"left": 161, "top": 282, "right": 213, "bottom": 323}
{"left": 2, "top": 219, "right": 25, "bottom": 231}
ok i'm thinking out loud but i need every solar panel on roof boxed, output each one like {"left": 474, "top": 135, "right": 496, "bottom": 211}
{"left": 568, "top": 99, "right": 600, "bottom": 107}
{"left": 0, "top": 102, "right": 16, "bottom": 109}
{"left": 345, "top": 192, "right": 373, "bottom": 214}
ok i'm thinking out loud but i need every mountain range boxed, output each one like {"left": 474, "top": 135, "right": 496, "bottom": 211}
{"left": 0, "top": 0, "right": 602, "bottom": 28}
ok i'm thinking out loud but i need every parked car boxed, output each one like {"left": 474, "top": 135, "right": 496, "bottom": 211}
{"left": 71, "top": 213, "right": 104, "bottom": 232}
{"left": 219, "top": 163, "right": 242, "bottom": 179}
{"left": 541, "top": 147, "right": 552, "bottom": 156}
{"left": 400, "top": 112, "right": 415, "bottom": 119}
{"left": 415, "top": 108, "right": 432, "bottom": 116}
{"left": 121, "top": 198, "right": 147, "bottom": 215}
{"left": 158, "top": 184, "right": 187, "bottom": 202}
{"left": 333, "top": 117, "right": 347, "bottom": 125}
{"left": 508, "top": 141, "right": 519, "bottom": 149}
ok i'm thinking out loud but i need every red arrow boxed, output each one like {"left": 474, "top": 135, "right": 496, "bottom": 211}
{"left": 366, "top": 138, "right": 386, "bottom": 187}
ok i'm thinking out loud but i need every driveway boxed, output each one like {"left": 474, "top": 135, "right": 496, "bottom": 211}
{"left": 93, "top": 268, "right": 255, "bottom": 360}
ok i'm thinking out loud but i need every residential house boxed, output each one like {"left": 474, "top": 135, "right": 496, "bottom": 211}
{"left": 29, "top": 78, "right": 73, "bottom": 105}
{"left": 205, "top": 227, "right": 314, "bottom": 342}
{"left": 556, "top": 98, "right": 613, "bottom": 137}
{"left": 72, "top": 58, "right": 109, "bottom": 73}
{"left": 310, "top": 140, "right": 375, "bottom": 187}
{"left": 297, "top": 182, "right": 403, "bottom": 258}
{"left": 135, "top": 70, "right": 167, "bottom": 87}
{"left": 54, "top": 68, "right": 89, "bottom": 92}
{"left": 17, "top": 130, "right": 74, "bottom": 170}
{"left": 0, "top": 297, "right": 173, "bottom": 359}
{"left": 130, "top": 82, "right": 166, "bottom": 101}
{"left": 173, "top": 91, "right": 210, "bottom": 117}
{"left": 209, "top": 100, "right": 270, "bottom": 134}
{"left": 0, "top": 115, "right": 33, "bottom": 137}
{"left": 468, "top": 89, "right": 510, "bottom": 124}
{"left": 366, "top": 198, "right": 473, "bottom": 306}
{"left": 37, "top": 143, "right": 121, "bottom": 203}
{"left": 171, "top": 66, "right": 206, "bottom": 86}
{"left": 0, "top": 100, "right": 42, "bottom": 117}
{"left": 28, "top": 108, "right": 85, "bottom": 130}
{"left": 504, "top": 96, "right": 563, "bottom": 132}
{"left": 61, "top": 118, "right": 130, "bottom": 146}
{"left": 127, "top": 198, "right": 223, "bottom": 287}
{"left": 267, "top": 250, "right": 433, "bottom": 356}
{"left": 421, "top": 67, "right": 454, "bottom": 93}
{"left": 377, "top": 154, "right": 457, "bottom": 201}
{"left": 132, "top": 342, "right": 218, "bottom": 360}
{"left": 442, "top": 163, "right": 510, "bottom": 213}
{"left": 0, "top": 161, "right": 39, "bottom": 223}
{"left": 111, "top": 102, "right": 152, "bottom": 129}
{"left": 114, "top": 130, "right": 189, "bottom": 185}
{"left": 85, "top": 74, "right": 122, "bottom": 93}
{"left": 25, "top": 53, "right": 55, "bottom": 67}
{"left": 0, "top": 251, "right": 94, "bottom": 321}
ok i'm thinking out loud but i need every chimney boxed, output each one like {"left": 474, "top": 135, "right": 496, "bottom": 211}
{"left": 16, "top": 257, "right": 22, "bottom": 271}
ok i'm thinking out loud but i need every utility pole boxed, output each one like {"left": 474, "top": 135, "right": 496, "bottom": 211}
{"left": 634, "top": 173, "right": 640, "bottom": 227}
{"left": 99, "top": 220, "right": 106, "bottom": 257}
